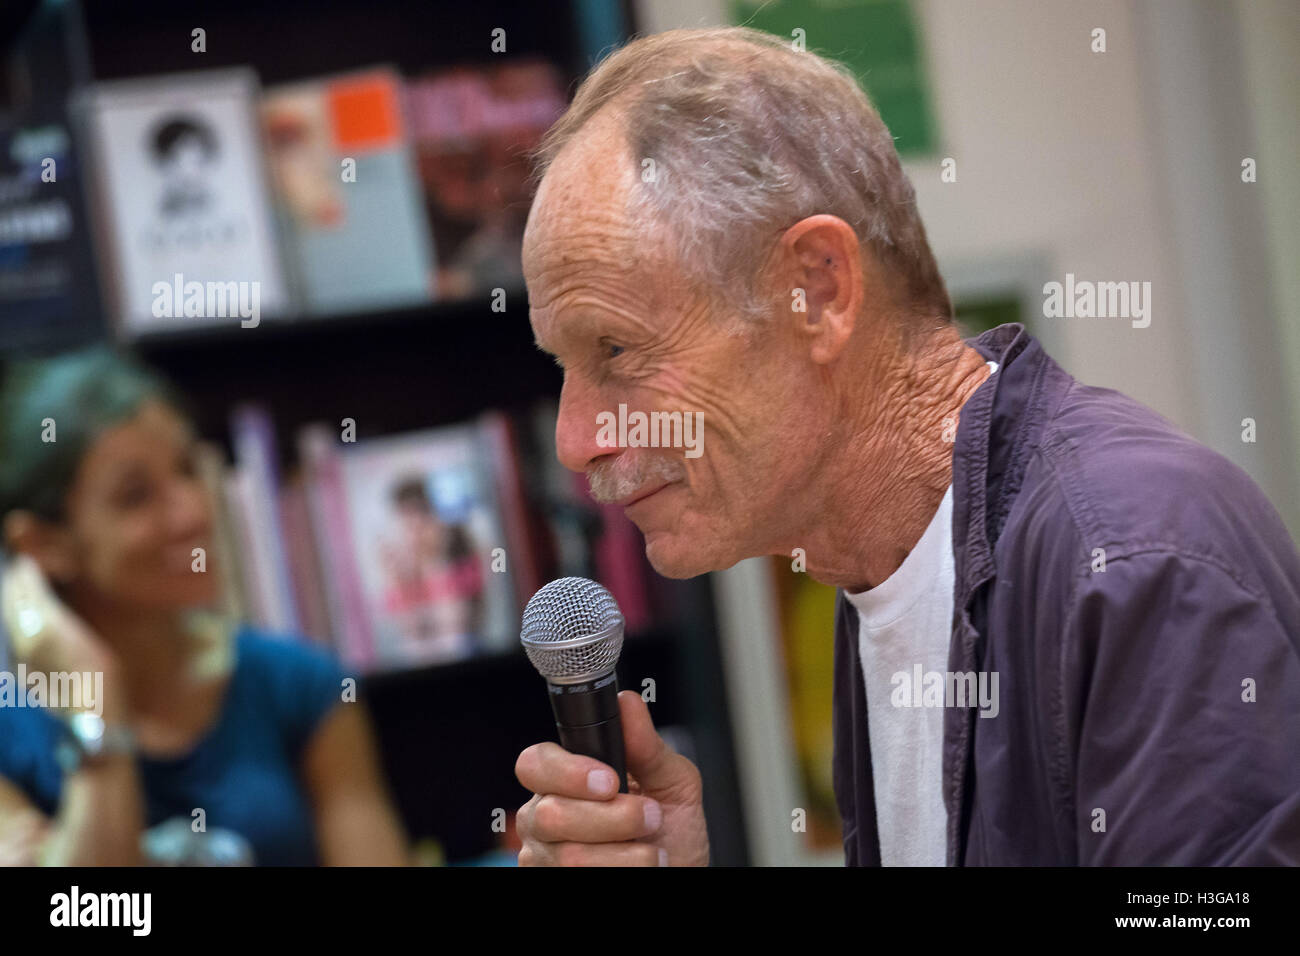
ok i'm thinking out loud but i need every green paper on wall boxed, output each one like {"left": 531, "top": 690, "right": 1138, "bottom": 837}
{"left": 730, "top": 0, "right": 937, "bottom": 156}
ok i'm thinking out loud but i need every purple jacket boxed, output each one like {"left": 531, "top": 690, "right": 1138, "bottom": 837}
{"left": 832, "top": 322, "right": 1300, "bottom": 865}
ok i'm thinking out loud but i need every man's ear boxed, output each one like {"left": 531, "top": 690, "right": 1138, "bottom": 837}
{"left": 776, "top": 214, "right": 864, "bottom": 364}
{"left": 2, "top": 510, "right": 78, "bottom": 585}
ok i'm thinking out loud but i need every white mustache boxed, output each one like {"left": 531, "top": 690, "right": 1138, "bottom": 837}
{"left": 587, "top": 454, "right": 687, "bottom": 504}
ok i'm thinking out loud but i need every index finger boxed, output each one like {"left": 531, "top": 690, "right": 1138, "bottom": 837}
{"left": 515, "top": 741, "right": 621, "bottom": 800}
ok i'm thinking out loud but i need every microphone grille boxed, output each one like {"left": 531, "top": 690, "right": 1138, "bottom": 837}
{"left": 520, "top": 577, "right": 624, "bottom": 683}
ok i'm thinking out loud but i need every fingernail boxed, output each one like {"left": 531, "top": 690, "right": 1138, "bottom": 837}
{"left": 658, "top": 848, "right": 669, "bottom": 867}
{"left": 588, "top": 769, "right": 616, "bottom": 796}
{"left": 643, "top": 798, "right": 662, "bottom": 833}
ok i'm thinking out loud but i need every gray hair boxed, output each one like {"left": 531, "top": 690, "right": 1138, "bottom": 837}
{"left": 533, "top": 26, "right": 952, "bottom": 330}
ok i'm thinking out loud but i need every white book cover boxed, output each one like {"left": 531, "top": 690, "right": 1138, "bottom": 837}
{"left": 75, "top": 68, "right": 291, "bottom": 335}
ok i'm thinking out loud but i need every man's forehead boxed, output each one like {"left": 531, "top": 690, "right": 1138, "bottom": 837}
{"left": 526, "top": 111, "right": 638, "bottom": 240}
{"left": 524, "top": 110, "right": 686, "bottom": 346}
{"left": 526, "top": 159, "right": 634, "bottom": 257}
{"left": 526, "top": 191, "right": 655, "bottom": 339}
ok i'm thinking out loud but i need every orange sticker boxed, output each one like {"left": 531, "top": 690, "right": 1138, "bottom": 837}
{"left": 328, "top": 74, "right": 402, "bottom": 151}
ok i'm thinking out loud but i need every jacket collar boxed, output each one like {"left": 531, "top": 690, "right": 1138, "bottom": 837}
{"left": 953, "top": 321, "right": 1058, "bottom": 609}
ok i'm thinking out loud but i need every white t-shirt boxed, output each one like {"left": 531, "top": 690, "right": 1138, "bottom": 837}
{"left": 843, "top": 360, "right": 996, "bottom": 866}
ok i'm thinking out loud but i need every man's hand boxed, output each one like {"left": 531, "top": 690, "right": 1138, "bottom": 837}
{"left": 515, "top": 691, "right": 709, "bottom": 866}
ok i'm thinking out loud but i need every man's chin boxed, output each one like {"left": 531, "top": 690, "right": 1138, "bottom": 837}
{"left": 643, "top": 531, "right": 723, "bottom": 580}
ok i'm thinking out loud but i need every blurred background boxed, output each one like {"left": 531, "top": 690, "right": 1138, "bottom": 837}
{"left": 0, "top": 0, "right": 1295, "bottom": 865}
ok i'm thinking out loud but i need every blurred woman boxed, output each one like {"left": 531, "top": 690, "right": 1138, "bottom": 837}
{"left": 0, "top": 347, "right": 408, "bottom": 865}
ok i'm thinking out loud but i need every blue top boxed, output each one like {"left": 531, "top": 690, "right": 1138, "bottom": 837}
{"left": 0, "top": 626, "right": 345, "bottom": 866}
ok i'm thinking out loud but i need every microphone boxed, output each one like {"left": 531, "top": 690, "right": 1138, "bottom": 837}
{"left": 520, "top": 577, "right": 628, "bottom": 793}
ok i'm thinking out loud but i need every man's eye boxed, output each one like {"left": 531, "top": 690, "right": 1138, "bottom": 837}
{"left": 606, "top": 343, "right": 625, "bottom": 359}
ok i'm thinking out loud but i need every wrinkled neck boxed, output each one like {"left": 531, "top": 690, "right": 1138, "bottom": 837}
{"left": 796, "top": 330, "right": 991, "bottom": 591}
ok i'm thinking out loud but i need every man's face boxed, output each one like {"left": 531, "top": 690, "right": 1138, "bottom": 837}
{"left": 522, "top": 121, "right": 819, "bottom": 578}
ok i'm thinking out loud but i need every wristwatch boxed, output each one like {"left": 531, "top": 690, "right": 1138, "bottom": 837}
{"left": 55, "top": 712, "right": 137, "bottom": 773}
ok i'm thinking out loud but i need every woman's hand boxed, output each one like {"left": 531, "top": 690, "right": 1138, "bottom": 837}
{"left": 0, "top": 555, "right": 141, "bottom": 865}
{"left": 1, "top": 553, "right": 118, "bottom": 680}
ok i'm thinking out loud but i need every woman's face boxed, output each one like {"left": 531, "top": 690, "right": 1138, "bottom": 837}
{"left": 60, "top": 399, "right": 217, "bottom": 610}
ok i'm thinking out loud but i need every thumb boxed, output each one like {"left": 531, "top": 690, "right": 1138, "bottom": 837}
{"left": 2, "top": 554, "right": 52, "bottom": 645}
{"left": 618, "top": 690, "right": 683, "bottom": 794}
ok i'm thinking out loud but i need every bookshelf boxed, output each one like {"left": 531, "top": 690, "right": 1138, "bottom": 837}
{"left": 1, "top": 0, "right": 750, "bottom": 865}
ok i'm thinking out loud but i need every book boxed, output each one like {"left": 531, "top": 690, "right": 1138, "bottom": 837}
{"left": 73, "top": 68, "right": 291, "bottom": 335}
{"left": 230, "top": 404, "right": 300, "bottom": 635}
{"left": 407, "top": 59, "right": 565, "bottom": 300}
{"left": 279, "top": 474, "right": 334, "bottom": 646}
{"left": 0, "top": 114, "right": 105, "bottom": 351}
{"left": 261, "top": 67, "right": 436, "bottom": 315}
{"left": 299, "top": 423, "right": 374, "bottom": 664}
{"left": 480, "top": 410, "right": 545, "bottom": 612}
{"left": 301, "top": 420, "right": 516, "bottom": 672}
{"left": 0, "top": 0, "right": 105, "bottom": 352}
{"left": 223, "top": 464, "right": 272, "bottom": 630}
{"left": 194, "top": 439, "right": 246, "bottom": 621}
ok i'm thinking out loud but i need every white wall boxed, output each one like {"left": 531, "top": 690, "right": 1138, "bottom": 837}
{"left": 914, "top": 0, "right": 1296, "bottom": 536}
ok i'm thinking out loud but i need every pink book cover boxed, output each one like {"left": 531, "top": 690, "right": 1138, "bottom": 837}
{"left": 299, "top": 424, "right": 376, "bottom": 668}
{"left": 279, "top": 477, "right": 334, "bottom": 645}
{"left": 407, "top": 59, "right": 565, "bottom": 300}
{"left": 480, "top": 411, "right": 543, "bottom": 612}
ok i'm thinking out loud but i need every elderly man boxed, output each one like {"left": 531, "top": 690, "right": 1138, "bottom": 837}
{"left": 514, "top": 27, "right": 1300, "bottom": 866}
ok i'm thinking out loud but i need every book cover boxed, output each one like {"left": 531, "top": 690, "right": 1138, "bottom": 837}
{"left": 279, "top": 474, "right": 334, "bottom": 646}
{"left": 333, "top": 423, "right": 515, "bottom": 671}
{"left": 0, "top": 0, "right": 105, "bottom": 352}
{"left": 407, "top": 59, "right": 565, "bottom": 300}
{"left": 73, "top": 68, "right": 291, "bottom": 335}
{"left": 194, "top": 439, "right": 245, "bottom": 621}
{"left": 298, "top": 423, "right": 374, "bottom": 666}
{"left": 261, "top": 67, "right": 436, "bottom": 315}
{"left": 0, "top": 115, "right": 105, "bottom": 352}
{"left": 230, "top": 404, "right": 300, "bottom": 636}
{"left": 223, "top": 465, "right": 272, "bottom": 630}
{"left": 480, "top": 410, "right": 545, "bottom": 611}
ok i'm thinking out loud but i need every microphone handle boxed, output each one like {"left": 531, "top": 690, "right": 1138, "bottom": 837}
{"left": 547, "top": 673, "right": 628, "bottom": 793}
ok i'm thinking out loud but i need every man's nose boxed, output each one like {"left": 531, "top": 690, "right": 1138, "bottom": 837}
{"left": 555, "top": 375, "right": 615, "bottom": 475}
